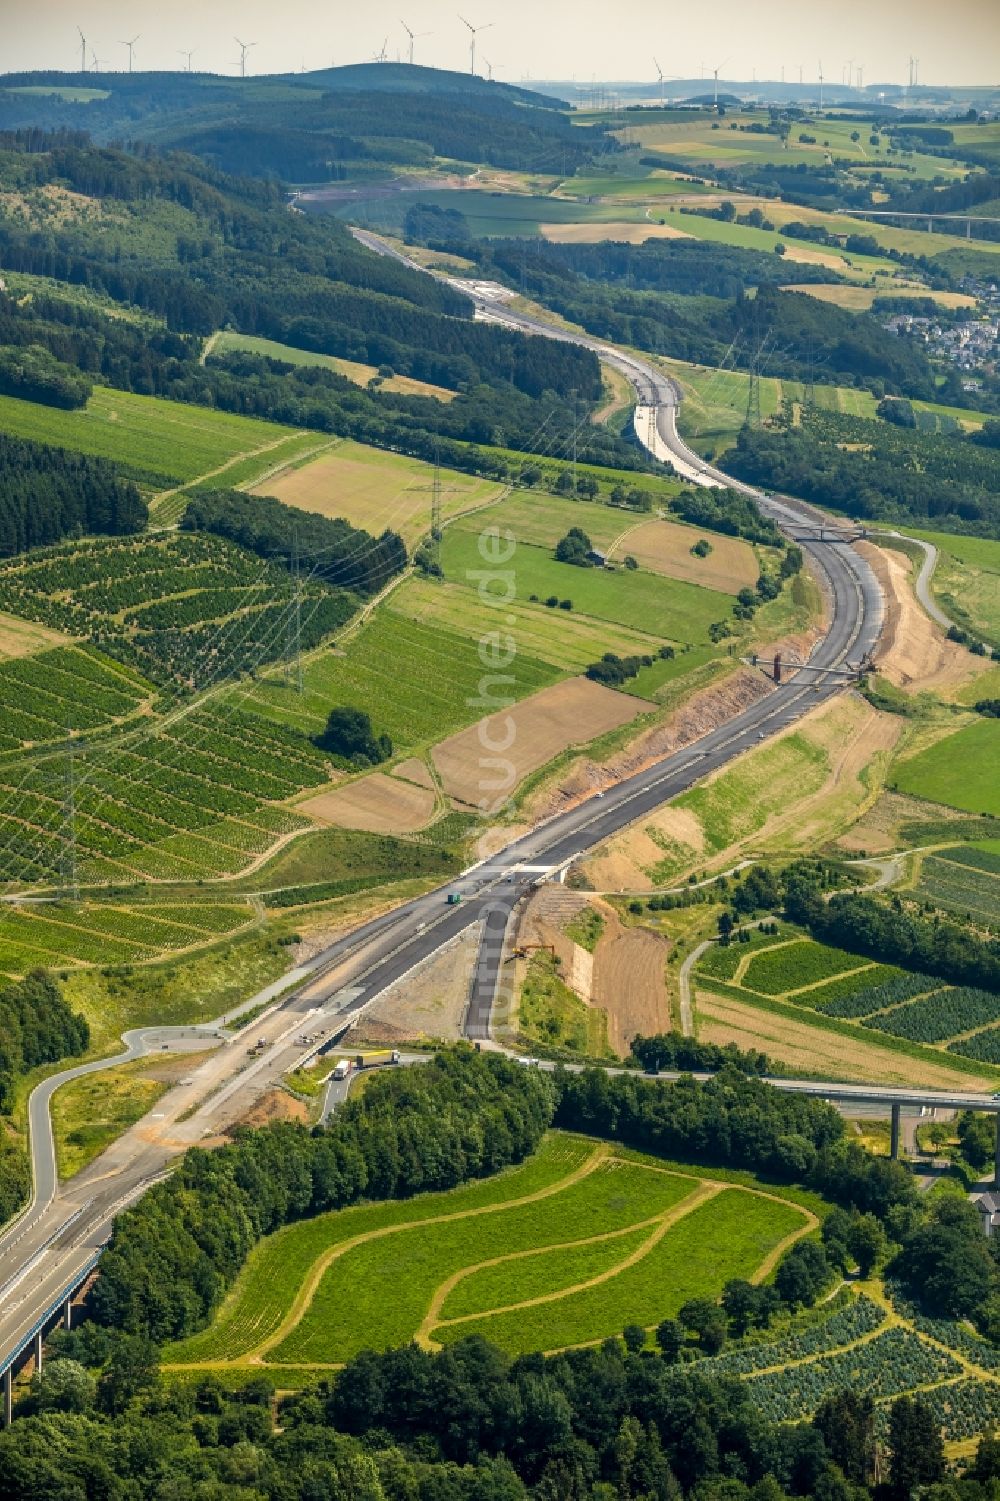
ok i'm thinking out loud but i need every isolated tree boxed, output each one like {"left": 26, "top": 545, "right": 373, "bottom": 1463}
{"left": 847, "top": 1213, "right": 886, "bottom": 1278}
{"left": 721, "top": 1279, "right": 760, "bottom": 1336}
{"left": 958, "top": 1109, "right": 995, "bottom": 1171}
{"left": 622, "top": 1324, "right": 646, "bottom": 1353}
{"left": 316, "top": 706, "right": 392, "bottom": 766}
{"left": 554, "top": 527, "right": 593, "bottom": 566}
{"left": 678, "top": 1298, "right": 727, "bottom": 1354}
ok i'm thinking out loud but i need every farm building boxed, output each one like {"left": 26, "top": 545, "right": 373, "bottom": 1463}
{"left": 976, "top": 1191, "right": 1000, "bottom": 1237}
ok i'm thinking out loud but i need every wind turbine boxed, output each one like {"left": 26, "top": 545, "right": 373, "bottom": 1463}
{"left": 235, "top": 37, "right": 256, "bottom": 78}
{"left": 483, "top": 57, "right": 501, "bottom": 81}
{"left": 817, "top": 60, "right": 824, "bottom": 109}
{"left": 712, "top": 57, "right": 728, "bottom": 108}
{"left": 400, "top": 20, "right": 432, "bottom": 65}
{"left": 91, "top": 50, "right": 106, "bottom": 74}
{"left": 653, "top": 57, "right": 665, "bottom": 109}
{"left": 178, "top": 49, "right": 195, "bottom": 73}
{"left": 856, "top": 63, "right": 864, "bottom": 91}
{"left": 459, "top": 16, "right": 492, "bottom": 77}
{"left": 77, "top": 26, "right": 87, "bottom": 74}
{"left": 119, "top": 35, "right": 140, "bottom": 73}
{"left": 372, "top": 37, "right": 389, "bottom": 62}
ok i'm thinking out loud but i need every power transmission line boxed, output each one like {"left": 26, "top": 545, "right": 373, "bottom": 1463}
{"left": 431, "top": 442, "right": 443, "bottom": 572}
{"left": 59, "top": 733, "right": 79, "bottom": 904}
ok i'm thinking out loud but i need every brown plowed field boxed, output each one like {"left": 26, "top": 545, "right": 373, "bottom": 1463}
{"left": 609, "top": 519, "right": 758, "bottom": 594}
{"left": 392, "top": 757, "right": 436, "bottom": 790}
{"left": 516, "top": 889, "right": 670, "bottom": 1055}
{"left": 432, "top": 678, "right": 644, "bottom": 812}
{"left": 694, "top": 989, "right": 994, "bottom": 1090}
{"left": 298, "top": 773, "right": 436, "bottom": 834}
{"left": 858, "top": 542, "right": 976, "bottom": 696}
{"left": 592, "top": 912, "right": 670, "bottom": 1053}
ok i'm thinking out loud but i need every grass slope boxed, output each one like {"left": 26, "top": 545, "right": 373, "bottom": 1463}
{"left": 891, "top": 721, "right": 1000, "bottom": 817}
{"left": 0, "top": 386, "right": 299, "bottom": 490}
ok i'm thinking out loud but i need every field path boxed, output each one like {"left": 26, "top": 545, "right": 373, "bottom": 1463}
{"left": 199, "top": 331, "right": 223, "bottom": 366}
{"left": 148, "top": 431, "right": 314, "bottom": 522}
{"left": 240, "top": 1144, "right": 612, "bottom": 1362}
{"left": 606, "top": 518, "right": 650, "bottom": 559}
{"left": 164, "top": 1149, "right": 819, "bottom": 1374}
{"left": 422, "top": 1181, "right": 721, "bottom": 1349}
{"left": 679, "top": 940, "right": 713, "bottom": 1035}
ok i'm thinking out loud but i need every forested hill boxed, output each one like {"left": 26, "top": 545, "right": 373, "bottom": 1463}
{"left": 0, "top": 65, "right": 605, "bottom": 179}
{"left": 0, "top": 135, "right": 632, "bottom": 469}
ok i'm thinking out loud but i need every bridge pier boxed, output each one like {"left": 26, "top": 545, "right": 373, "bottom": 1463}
{"left": 33, "top": 1333, "right": 42, "bottom": 1378}
{"left": 994, "top": 1119, "right": 1000, "bottom": 1189}
{"left": 890, "top": 1102, "right": 901, "bottom": 1160}
{"left": 2, "top": 1368, "right": 10, "bottom": 1428}
{"left": 63, "top": 1298, "right": 72, "bottom": 1332}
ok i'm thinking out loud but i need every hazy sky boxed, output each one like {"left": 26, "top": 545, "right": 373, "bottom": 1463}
{"left": 7, "top": 0, "right": 1000, "bottom": 87}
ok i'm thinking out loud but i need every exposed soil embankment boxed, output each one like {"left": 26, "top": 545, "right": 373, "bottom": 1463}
{"left": 515, "top": 888, "right": 669, "bottom": 1057}
{"left": 526, "top": 667, "right": 773, "bottom": 824}
{"left": 857, "top": 542, "right": 974, "bottom": 696}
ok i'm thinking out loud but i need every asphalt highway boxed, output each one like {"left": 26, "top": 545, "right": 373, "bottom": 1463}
{"left": 1, "top": 230, "right": 888, "bottom": 1382}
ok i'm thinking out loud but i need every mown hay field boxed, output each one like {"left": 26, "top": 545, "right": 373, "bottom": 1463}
{"left": 248, "top": 610, "right": 558, "bottom": 750}
{"left": 608, "top": 517, "right": 760, "bottom": 594}
{"left": 389, "top": 575, "right": 666, "bottom": 674}
{"left": 440, "top": 528, "right": 732, "bottom": 644}
{"left": 214, "top": 332, "right": 456, "bottom": 402}
{"left": 163, "top": 1135, "right": 813, "bottom": 1370}
{"left": 252, "top": 438, "right": 505, "bottom": 546}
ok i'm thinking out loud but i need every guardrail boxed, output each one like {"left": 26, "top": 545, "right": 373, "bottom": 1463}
{"left": 1, "top": 1248, "right": 102, "bottom": 1422}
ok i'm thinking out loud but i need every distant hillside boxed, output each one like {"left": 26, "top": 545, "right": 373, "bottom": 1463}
{"left": 0, "top": 133, "right": 641, "bottom": 477}
{"left": 0, "top": 65, "right": 606, "bottom": 180}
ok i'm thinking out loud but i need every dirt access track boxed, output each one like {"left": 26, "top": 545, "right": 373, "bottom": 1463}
{"left": 433, "top": 677, "right": 645, "bottom": 813}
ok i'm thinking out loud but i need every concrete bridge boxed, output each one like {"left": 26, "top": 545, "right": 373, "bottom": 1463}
{"left": 837, "top": 209, "right": 1000, "bottom": 239}
{"left": 0, "top": 1248, "right": 99, "bottom": 1424}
